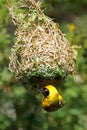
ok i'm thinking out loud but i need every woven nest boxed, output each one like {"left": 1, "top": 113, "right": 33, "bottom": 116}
{"left": 9, "top": 0, "right": 77, "bottom": 90}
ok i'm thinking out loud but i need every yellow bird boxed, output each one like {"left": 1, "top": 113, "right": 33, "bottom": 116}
{"left": 40, "top": 85, "right": 65, "bottom": 112}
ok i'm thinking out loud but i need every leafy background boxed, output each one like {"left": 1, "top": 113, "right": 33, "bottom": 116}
{"left": 0, "top": 0, "right": 87, "bottom": 130}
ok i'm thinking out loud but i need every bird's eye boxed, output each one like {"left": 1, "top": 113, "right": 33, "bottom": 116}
{"left": 43, "top": 88, "right": 49, "bottom": 97}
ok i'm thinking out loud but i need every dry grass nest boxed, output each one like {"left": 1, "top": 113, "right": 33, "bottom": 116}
{"left": 9, "top": 0, "right": 77, "bottom": 89}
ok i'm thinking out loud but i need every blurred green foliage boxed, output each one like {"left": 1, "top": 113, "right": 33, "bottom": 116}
{"left": 0, "top": 0, "right": 87, "bottom": 130}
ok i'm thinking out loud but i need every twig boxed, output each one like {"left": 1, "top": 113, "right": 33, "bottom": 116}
{"left": 5, "top": 0, "right": 11, "bottom": 9}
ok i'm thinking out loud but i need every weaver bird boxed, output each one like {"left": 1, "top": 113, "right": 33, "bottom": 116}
{"left": 40, "top": 85, "right": 65, "bottom": 112}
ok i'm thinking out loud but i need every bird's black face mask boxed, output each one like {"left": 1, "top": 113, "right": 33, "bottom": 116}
{"left": 39, "top": 87, "right": 49, "bottom": 97}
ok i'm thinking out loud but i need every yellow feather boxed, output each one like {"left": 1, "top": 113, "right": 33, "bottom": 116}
{"left": 41, "top": 85, "right": 65, "bottom": 112}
